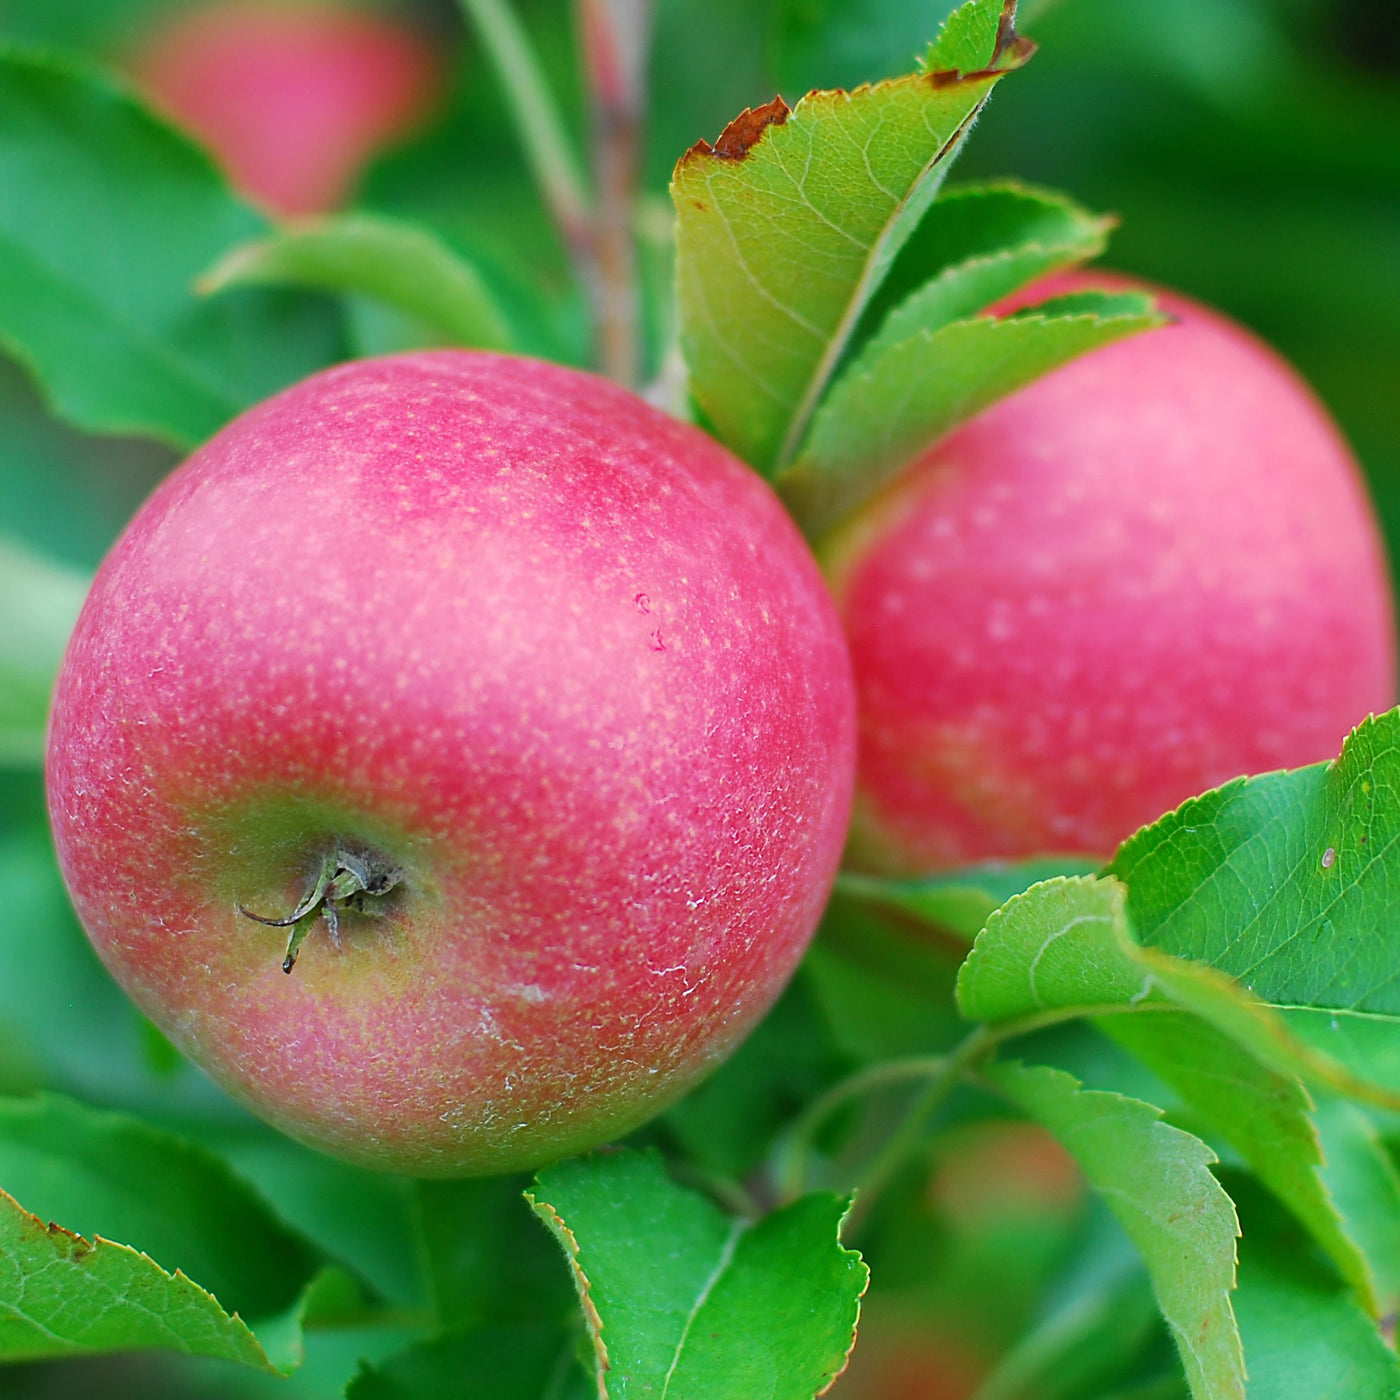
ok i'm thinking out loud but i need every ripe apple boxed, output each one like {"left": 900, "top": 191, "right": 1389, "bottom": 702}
{"left": 824, "top": 272, "right": 1396, "bottom": 873}
{"left": 46, "top": 351, "right": 857, "bottom": 1175}
{"left": 129, "top": 1, "right": 440, "bottom": 217}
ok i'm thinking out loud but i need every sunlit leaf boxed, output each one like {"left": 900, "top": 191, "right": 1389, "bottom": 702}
{"left": 672, "top": 0, "right": 1032, "bottom": 474}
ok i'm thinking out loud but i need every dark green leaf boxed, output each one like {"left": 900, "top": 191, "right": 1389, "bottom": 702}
{"left": 988, "top": 1063, "right": 1244, "bottom": 1400}
{"left": 347, "top": 1325, "right": 588, "bottom": 1400}
{"left": 671, "top": 0, "right": 1031, "bottom": 474}
{"left": 200, "top": 214, "right": 515, "bottom": 353}
{"left": 0, "top": 46, "right": 344, "bottom": 449}
{"left": 663, "top": 975, "right": 850, "bottom": 1177}
{"left": 804, "top": 893, "right": 966, "bottom": 1061}
{"left": 413, "top": 1174, "right": 574, "bottom": 1330}
{"left": 527, "top": 1150, "right": 866, "bottom": 1398}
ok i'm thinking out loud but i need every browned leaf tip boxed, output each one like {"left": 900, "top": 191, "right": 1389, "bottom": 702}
{"left": 683, "top": 95, "right": 791, "bottom": 165}
{"left": 928, "top": 0, "right": 1036, "bottom": 88}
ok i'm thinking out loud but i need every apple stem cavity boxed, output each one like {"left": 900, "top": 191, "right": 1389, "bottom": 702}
{"left": 238, "top": 847, "right": 403, "bottom": 974}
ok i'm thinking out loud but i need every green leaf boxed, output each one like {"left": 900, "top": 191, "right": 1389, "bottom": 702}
{"left": 0, "top": 46, "right": 344, "bottom": 449}
{"left": 663, "top": 976, "right": 851, "bottom": 1177}
{"left": 856, "top": 179, "right": 1113, "bottom": 341}
{"left": 0, "top": 536, "right": 88, "bottom": 768}
{"left": 1228, "top": 1175, "right": 1400, "bottom": 1400}
{"left": 527, "top": 1149, "right": 867, "bottom": 1399}
{"left": 1110, "top": 710, "right": 1400, "bottom": 1103}
{"left": 837, "top": 856, "right": 1100, "bottom": 944}
{"left": 413, "top": 1174, "right": 574, "bottom": 1329}
{"left": 200, "top": 214, "right": 516, "bottom": 353}
{"left": 1309, "top": 1096, "right": 1400, "bottom": 1316}
{"left": 957, "top": 874, "right": 1400, "bottom": 1107}
{"left": 778, "top": 293, "right": 1160, "bottom": 534}
{"left": 0, "top": 1096, "right": 324, "bottom": 1326}
{"left": 804, "top": 896, "right": 966, "bottom": 1061}
{"left": 772, "top": 0, "right": 965, "bottom": 93}
{"left": 671, "top": 0, "right": 1032, "bottom": 475}
{"left": 988, "top": 1063, "right": 1244, "bottom": 1400}
{"left": 0, "top": 1185, "right": 277, "bottom": 1368}
{"left": 214, "top": 1129, "right": 424, "bottom": 1309}
{"left": 964, "top": 1267, "right": 1160, "bottom": 1400}
{"left": 347, "top": 1325, "right": 590, "bottom": 1400}
{"left": 957, "top": 869, "right": 1400, "bottom": 1312}
{"left": 1104, "top": 1015, "right": 1378, "bottom": 1315}
{"left": 1234, "top": 1253, "right": 1400, "bottom": 1400}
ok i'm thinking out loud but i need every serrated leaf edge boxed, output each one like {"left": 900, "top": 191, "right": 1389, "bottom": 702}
{"left": 0, "top": 1184, "right": 274, "bottom": 1369}
{"left": 525, "top": 1189, "right": 610, "bottom": 1395}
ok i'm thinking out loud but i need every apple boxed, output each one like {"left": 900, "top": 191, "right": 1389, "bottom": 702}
{"left": 129, "top": 1, "right": 441, "bottom": 217}
{"left": 45, "top": 351, "right": 857, "bottom": 1175}
{"left": 824, "top": 272, "right": 1396, "bottom": 874}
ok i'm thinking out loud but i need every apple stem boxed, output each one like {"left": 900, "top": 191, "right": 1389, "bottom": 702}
{"left": 239, "top": 848, "right": 403, "bottom": 974}
{"left": 578, "top": 0, "right": 651, "bottom": 388}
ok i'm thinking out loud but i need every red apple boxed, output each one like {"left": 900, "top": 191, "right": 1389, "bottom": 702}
{"left": 825, "top": 273, "right": 1396, "bottom": 873}
{"left": 130, "top": 1, "right": 440, "bottom": 217}
{"left": 46, "top": 351, "right": 856, "bottom": 1175}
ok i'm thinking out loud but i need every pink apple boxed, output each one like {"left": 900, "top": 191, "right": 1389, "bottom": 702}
{"left": 825, "top": 273, "right": 1396, "bottom": 874}
{"left": 130, "top": 1, "right": 441, "bottom": 217}
{"left": 46, "top": 352, "right": 856, "bottom": 1175}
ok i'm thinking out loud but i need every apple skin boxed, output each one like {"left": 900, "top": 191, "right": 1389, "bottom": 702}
{"left": 130, "top": 2, "right": 440, "bottom": 217}
{"left": 825, "top": 272, "right": 1396, "bottom": 874}
{"left": 46, "top": 351, "right": 857, "bottom": 1175}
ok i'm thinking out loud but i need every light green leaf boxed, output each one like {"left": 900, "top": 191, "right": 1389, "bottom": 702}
{"left": 671, "top": 0, "right": 1032, "bottom": 475}
{"left": 0, "top": 1186, "right": 273, "bottom": 1367}
{"left": 955, "top": 876, "right": 1159, "bottom": 1024}
{"left": 838, "top": 856, "right": 1100, "bottom": 943}
{"left": 957, "top": 873, "right": 1400, "bottom": 1106}
{"left": 200, "top": 214, "right": 515, "bottom": 353}
{"left": 1111, "top": 710, "right": 1400, "bottom": 1104}
{"left": 779, "top": 294, "right": 1159, "bottom": 534}
{"left": 527, "top": 1150, "right": 866, "bottom": 1399}
{"left": 0, "top": 536, "right": 88, "bottom": 768}
{"left": 0, "top": 46, "right": 344, "bottom": 449}
{"left": 988, "top": 1063, "right": 1244, "bottom": 1400}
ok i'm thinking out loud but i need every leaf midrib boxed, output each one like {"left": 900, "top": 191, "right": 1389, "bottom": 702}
{"left": 771, "top": 101, "right": 987, "bottom": 474}
{"left": 657, "top": 1219, "right": 744, "bottom": 1400}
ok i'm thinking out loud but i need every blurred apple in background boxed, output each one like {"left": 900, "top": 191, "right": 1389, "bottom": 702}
{"left": 826, "top": 272, "right": 1397, "bottom": 874}
{"left": 129, "top": 0, "right": 442, "bottom": 216}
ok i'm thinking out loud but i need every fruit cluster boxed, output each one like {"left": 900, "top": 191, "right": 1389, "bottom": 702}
{"left": 47, "top": 277, "right": 1393, "bottom": 1175}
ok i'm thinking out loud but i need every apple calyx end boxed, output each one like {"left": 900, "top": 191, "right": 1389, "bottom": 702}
{"left": 238, "top": 846, "right": 404, "bottom": 974}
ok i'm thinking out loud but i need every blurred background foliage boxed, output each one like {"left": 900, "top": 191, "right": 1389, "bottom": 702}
{"left": 0, "top": 0, "right": 1395, "bottom": 1396}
